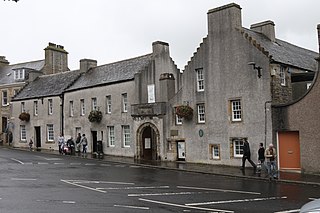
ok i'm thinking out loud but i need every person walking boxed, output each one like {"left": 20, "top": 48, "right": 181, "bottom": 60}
{"left": 57, "top": 134, "right": 65, "bottom": 154}
{"left": 80, "top": 134, "right": 88, "bottom": 154}
{"left": 28, "top": 139, "right": 33, "bottom": 151}
{"left": 257, "top": 143, "right": 265, "bottom": 173}
{"left": 265, "top": 143, "right": 278, "bottom": 180}
{"left": 241, "top": 139, "right": 257, "bottom": 170}
{"left": 75, "top": 133, "right": 81, "bottom": 153}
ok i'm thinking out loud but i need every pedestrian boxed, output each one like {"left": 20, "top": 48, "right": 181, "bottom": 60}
{"left": 75, "top": 133, "right": 81, "bottom": 153}
{"left": 241, "top": 139, "right": 257, "bottom": 170}
{"left": 29, "top": 138, "right": 33, "bottom": 151}
{"left": 66, "top": 137, "right": 75, "bottom": 155}
{"left": 57, "top": 134, "right": 65, "bottom": 154}
{"left": 80, "top": 134, "right": 88, "bottom": 154}
{"left": 265, "top": 143, "right": 278, "bottom": 180}
{"left": 257, "top": 143, "right": 265, "bottom": 173}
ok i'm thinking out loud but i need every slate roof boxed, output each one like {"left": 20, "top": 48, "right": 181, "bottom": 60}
{"left": 243, "top": 28, "right": 318, "bottom": 71}
{"left": 66, "top": 54, "right": 153, "bottom": 91}
{"left": 0, "top": 60, "right": 45, "bottom": 85}
{"left": 13, "top": 70, "right": 81, "bottom": 101}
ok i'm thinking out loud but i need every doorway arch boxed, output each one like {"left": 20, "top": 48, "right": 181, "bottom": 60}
{"left": 136, "top": 123, "right": 160, "bottom": 160}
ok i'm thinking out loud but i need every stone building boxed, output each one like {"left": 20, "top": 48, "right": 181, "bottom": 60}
{"left": 0, "top": 43, "right": 68, "bottom": 145}
{"left": 166, "top": 3, "right": 318, "bottom": 171}
{"left": 8, "top": 4, "right": 319, "bottom": 174}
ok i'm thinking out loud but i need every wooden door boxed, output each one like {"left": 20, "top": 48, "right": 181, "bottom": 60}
{"left": 278, "top": 131, "right": 301, "bottom": 171}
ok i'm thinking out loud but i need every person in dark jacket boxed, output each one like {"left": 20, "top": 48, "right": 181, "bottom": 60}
{"left": 257, "top": 143, "right": 266, "bottom": 173}
{"left": 241, "top": 139, "right": 256, "bottom": 170}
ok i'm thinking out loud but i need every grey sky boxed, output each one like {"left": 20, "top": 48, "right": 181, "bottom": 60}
{"left": 1, "top": 0, "right": 319, "bottom": 71}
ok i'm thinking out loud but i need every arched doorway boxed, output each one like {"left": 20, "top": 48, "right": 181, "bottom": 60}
{"left": 137, "top": 123, "right": 159, "bottom": 160}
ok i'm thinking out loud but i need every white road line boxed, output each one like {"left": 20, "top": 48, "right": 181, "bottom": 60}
{"left": 11, "top": 178, "right": 37, "bottom": 181}
{"left": 97, "top": 186, "right": 170, "bottom": 190}
{"left": 85, "top": 163, "right": 96, "bottom": 166}
{"left": 70, "top": 163, "right": 81, "bottom": 165}
{"left": 54, "top": 162, "right": 65, "bottom": 165}
{"left": 139, "top": 198, "right": 234, "bottom": 213}
{"left": 38, "top": 162, "right": 49, "bottom": 165}
{"left": 10, "top": 158, "right": 24, "bottom": 164}
{"left": 62, "top": 201, "right": 76, "bottom": 204}
{"left": 274, "top": 209, "right": 300, "bottom": 213}
{"left": 100, "top": 164, "right": 111, "bottom": 166}
{"left": 177, "top": 186, "right": 261, "bottom": 195}
{"left": 114, "top": 204, "right": 149, "bottom": 210}
{"left": 129, "top": 191, "right": 214, "bottom": 197}
{"left": 61, "top": 179, "right": 107, "bottom": 193}
{"left": 71, "top": 180, "right": 135, "bottom": 185}
{"left": 186, "top": 196, "right": 287, "bottom": 206}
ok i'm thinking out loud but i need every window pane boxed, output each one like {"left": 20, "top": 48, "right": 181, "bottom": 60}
{"left": 231, "top": 100, "right": 241, "bottom": 121}
{"left": 198, "top": 104, "right": 205, "bottom": 123}
{"left": 108, "top": 126, "right": 115, "bottom": 146}
{"left": 123, "top": 125, "right": 130, "bottom": 147}
{"left": 20, "top": 125, "right": 26, "bottom": 141}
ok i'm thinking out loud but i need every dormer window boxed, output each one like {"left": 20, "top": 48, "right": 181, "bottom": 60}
{"left": 14, "top": 69, "right": 25, "bottom": 80}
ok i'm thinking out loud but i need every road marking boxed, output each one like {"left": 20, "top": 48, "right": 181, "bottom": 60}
{"left": 70, "top": 163, "right": 81, "bottom": 165}
{"left": 62, "top": 201, "right": 76, "bottom": 204}
{"left": 177, "top": 186, "right": 261, "bottom": 195}
{"left": 130, "top": 165, "right": 141, "bottom": 168}
{"left": 11, "top": 178, "right": 37, "bottom": 181}
{"left": 85, "top": 163, "right": 96, "bottom": 166}
{"left": 129, "top": 191, "right": 208, "bottom": 197}
{"left": 54, "top": 162, "right": 65, "bottom": 165}
{"left": 36, "top": 156, "right": 62, "bottom": 161}
{"left": 100, "top": 164, "right": 111, "bottom": 166}
{"left": 114, "top": 204, "right": 149, "bottom": 210}
{"left": 274, "top": 209, "right": 300, "bottom": 213}
{"left": 71, "top": 180, "right": 135, "bottom": 185}
{"left": 97, "top": 186, "right": 170, "bottom": 190}
{"left": 38, "top": 162, "right": 49, "bottom": 165}
{"left": 139, "top": 198, "right": 234, "bottom": 213}
{"left": 186, "top": 196, "right": 287, "bottom": 206}
{"left": 11, "top": 158, "right": 24, "bottom": 164}
{"left": 61, "top": 179, "right": 107, "bottom": 193}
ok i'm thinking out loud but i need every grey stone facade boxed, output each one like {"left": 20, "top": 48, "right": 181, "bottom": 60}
{"left": 6, "top": 3, "right": 319, "bottom": 174}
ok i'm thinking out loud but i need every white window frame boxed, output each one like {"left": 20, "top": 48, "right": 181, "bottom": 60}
{"left": 280, "top": 66, "right": 286, "bottom": 86}
{"left": 2, "top": 90, "right": 8, "bottom": 106}
{"left": 176, "top": 114, "right": 183, "bottom": 125}
{"left": 34, "top": 101, "right": 38, "bottom": 116}
{"left": 69, "top": 101, "right": 74, "bottom": 117}
{"left": 122, "top": 93, "right": 128, "bottom": 113}
{"left": 197, "top": 104, "right": 205, "bottom": 123}
{"left": 47, "top": 124, "right": 54, "bottom": 141}
{"left": 106, "top": 95, "right": 111, "bottom": 114}
{"left": 92, "top": 97, "right": 97, "bottom": 111}
{"left": 14, "top": 69, "right": 25, "bottom": 80}
{"left": 48, "top": 99, "right": 53, "bottom": 115}
{"left": 21, "top": 102, "right": 25, "bottom": 113}
{"left": 211, "top": 144, "right": 220, "bottom": 160}
{"left": 122, "top": 125, "right": 130, "bottom": 147}
{"left": 233, "top": 139, "right": 244, "bottom": 158}
{"left": 231, "top": 99, "right": 242, "bottom": 122}
{"left": 196, "top": 68, "right": 204, "bottom": 92}
{"left": 108, "top": 126, "right": 115, "bottom": 147}
{"left": 80, "top": 99, "right": 85, "bottom": 116}
{"left": 20, "top": 125, "right": 26, "bottom": 141}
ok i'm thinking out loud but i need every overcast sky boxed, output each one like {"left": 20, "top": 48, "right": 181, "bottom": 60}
{"left": 1, "top": 0, "right": 319, "bottom": 71}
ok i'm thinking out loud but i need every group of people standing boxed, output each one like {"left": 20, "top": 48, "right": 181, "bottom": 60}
{"left": 57, "top": 133, "right": 87, "bottom": 155}
{"left": 241, "top": 139, "right": 278, "bottom": 180}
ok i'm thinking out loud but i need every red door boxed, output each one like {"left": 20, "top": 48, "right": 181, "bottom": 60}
{"left": 278, "top": 131, "right": 301, "bottom": 171}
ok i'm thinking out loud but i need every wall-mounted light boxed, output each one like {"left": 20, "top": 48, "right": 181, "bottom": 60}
{"left": 248, "top": 62, "right": 262, "bottom": 78}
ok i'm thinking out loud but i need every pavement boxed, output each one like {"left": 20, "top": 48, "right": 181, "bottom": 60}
{"left": 10, "top": 147, "right": 320, "bottom": 186}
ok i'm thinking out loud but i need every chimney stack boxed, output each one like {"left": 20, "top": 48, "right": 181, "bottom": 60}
{"left": 250, "top": 20, "right": 276, "bottom": 42}
{"left": 43, "top": 42, "right": 68, "bottom": 75}
{"left": 0, "top": 56, "right": 9, "bottom": 67}
{"left": 80, "top": 59, "right": 97, "bottom": 73}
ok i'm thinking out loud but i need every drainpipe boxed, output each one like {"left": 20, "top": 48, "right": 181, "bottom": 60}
{"left": 264, "top": 100, "right": 272, "bottom": 148}
{"left": 60, "top": 94, "right": 64, "bottom": 135}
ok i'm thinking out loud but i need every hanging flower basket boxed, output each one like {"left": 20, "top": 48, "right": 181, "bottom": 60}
{"left": 176, "top": 105, "right": 193, "bottom": 119}
{"left": 88, "top": 110, "right": 103, "bottom": 123}
{"left": 19, "top": 112, "right": 30, "bottom": 122}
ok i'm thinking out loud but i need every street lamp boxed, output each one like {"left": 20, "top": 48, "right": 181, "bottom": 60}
{"left": 248, "top": 62, "right": 262, "bottom": 78}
